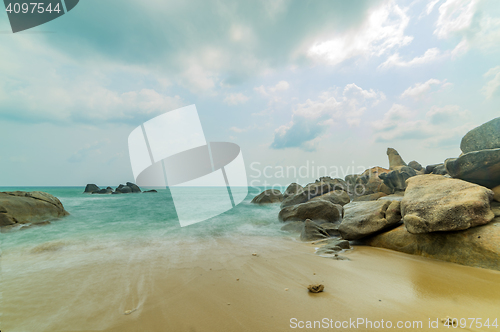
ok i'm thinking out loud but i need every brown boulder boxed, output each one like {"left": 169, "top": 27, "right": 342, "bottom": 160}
{"left": 401, "top": 175, "right": 495, "bottom": 234}
{"left": 493, "top": 185, "right": 500, "bottom": 202}
{"left": 387, "top": 148, "right": 407, "bottom": 170}
{"left": 278, "top": 200, "right": 341, "bottom": 223}
{"left": 338, "top": 201, "right": 396, "bottom": 240}
{"left": 309, "top": 190, "right": 350, "bottom": 206}
{"left": 365, "top": 220, "right": 500, "bottom": 271}
{"left": 251, "top": 189, "right": 283, "bottom": 204}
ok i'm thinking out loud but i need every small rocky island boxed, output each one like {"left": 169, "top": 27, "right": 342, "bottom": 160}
{"left": 83, "top": 182, "right": 157, "bottom": 194}
{"left": 252, "top": 117, "right": 500, "bottom": 271}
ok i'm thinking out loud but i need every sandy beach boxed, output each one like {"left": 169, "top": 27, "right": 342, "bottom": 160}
{"left": 2, "top": 235, "right": 499, "bottom": 332}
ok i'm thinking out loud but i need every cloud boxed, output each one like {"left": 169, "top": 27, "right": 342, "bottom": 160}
{"left": 400, "top": 78, "right": 447, "bottom": 99}
{"left": 255, "top": 81, "right": 290, "bottom": 96}
{"left": 308, "top": 1, "right": 413, "bottom": 65}
{"left": 482, "top": 66, "right": 500, "bottom": 99}
{"left": 434, "top": 0, "right": 479, "bottom": 39}
{"left": 379, "top": 48, "right": 442, "bottom": 69}
{"left": 223, "top": 93, "right": 249, "bottom": 105}
{"left": 271, "top": 84, "right": 385, "bottom": 150}
{"left": 68, "top": 140, "right": 108, "bottom": 163}
{"left": 373, "top": 104, "right": 471, "bottom": 148}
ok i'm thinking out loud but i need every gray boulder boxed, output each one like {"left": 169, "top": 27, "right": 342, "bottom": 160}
{"left": 84, "top": 184, "right": 100, "bottom": 193}
{"left": 300, "top": 219, "right": 330, "bottom": 241}
{"left": 278, "top": 200, "right": 342, "bottom": 223}
{"left": 309, "top": 190, "right": 350, "bottom": 206}
{"left": 408, "top": 160, "right": 423, "bottom": 171}
{"left": 379, "top": 166, "right": 417, "bottom": 193}
{"left": 283, "top": 183, "right": 303, "bottom": 199}
{"left": 460, "top": 117, "right": 500, "bottom": 153}
{"left": 425, "top": 163, "right": 448, "bottom": 175}
{"left": 126, "top": 182, "right": 142, "bottom": 193}
{"left": 251, "top": 189, "right": 283, "bottom": 204}
{"left": 353, "top": 192, "right": 387, "bottom": 201}
{"left": 387, "top": 148, "right": 407, "bottom": 170}
{"left": 401, "top": 175, "right": 495, "bottom": 234}
{"left": 338, "top": 200, "right": 395, "bottom": 240}
{"left": 115, "top": 185, "right": 132, "bottom": 193}
{"left": 0, "top": 191, "right": 69, "bottom": 227}
{"left": 385, "top": 200, "right": 402, "bottom": 224}
{"left": 445, "top": 148, "right": 500, "bottom": 188}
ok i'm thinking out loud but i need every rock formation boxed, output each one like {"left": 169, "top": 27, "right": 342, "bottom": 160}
{"left": 401, "top": 175, "right": 495, "bottom": 234}
{"left": 460, "top": 117, "right": 500, "bottom": 153}
{"left": 387, "top": 148, "right": 407, "bottom": 170}
{"left": 251, "top": 189, "right": 283, "bottom": 204}
{"left": 279, "top": 200, "right": 342, "bottom": 223}
{"left": 0, "top": 191, "right": 69, "bottom": 228}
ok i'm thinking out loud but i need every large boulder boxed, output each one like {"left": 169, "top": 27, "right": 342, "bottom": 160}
{"left": 84, "top": 184, "right": 100, "bottom": 193}
{"left": 365, "top": 219, "right": 500, "bottom": 271}
{"left": 280, "top": 180, "right": 340, "bottom": 208}
{"left": 445, "top": 148, "right": 500, "bottom": 188}
{"left": 425, "top": 163, "right": 448, "bottom": 175}
{"left": 309, "top": 190, "right": 350, "bottom": 206}
{"left": 460, "top": 117, "right": 500, "bottom": 153}
{"left": 283, "top": 183, "right": 303, "bottom": 199}
{"left": 115, "top": 184, "right": 132, "bottom": 193}
{"left": 379, "top": 166, "right": 417, "bottom": 193}
{"left": 338, "top": 200, "right": 397, "bottom": 240}
{"left": 401, "top": 175, "right": 495, "bottom": 234}
{"left": 315, "top": 177, "right": 348, "bottom": 192}
{"left": 408, "top": 160, "right": 423, "bottom": 172}
{"left": 278, "top": 200, "right": 341, "bottom": 223}
{"left": 387, "top": 148, "right": 407, "bottom": 170}
{"left": 126, "top": 182, "right": 142, "bottom": 193}
{"left": 353, "top": 192, "right": 387, "bottom": 201}
{"left": 494, "top": 185, "right": 500, "bottom": 202}
{"left": 300, "top": 219, "right": 330, "bottom": 241}
{"left": 346, "top": 167, "right": 392, "bottom": 197}
{"left": 251, "top": 189, "right": 283, "bottom": 204}
{"left": 0, "top": 191, "right": 69, "bottom": 227}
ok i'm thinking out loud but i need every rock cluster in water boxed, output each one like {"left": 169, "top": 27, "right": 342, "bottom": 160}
{"left": 83, "top": 182, "right": 157, "bottom": 194}
{"left": 252, "top": 117, "right": 500, "bottom": 271}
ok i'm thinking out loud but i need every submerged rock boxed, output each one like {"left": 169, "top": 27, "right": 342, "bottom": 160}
{"left": 365, "top": 219, "right": 500, "bottom": 271}
{"left": 460, "top": 117, "right": 500, "bottom": 153}
{"left": 0, "top": 191, "right": 69, "bottom": 227}
{"left": 338, "top": 201, "right": 396, "bottom": 240}
{"left": 251, "top": 189, "right": 283, "bottom": 204}
{"left": 401, "top": 175, "right": 495, "bottom": 234}
{"left": 279, "top": 200, "right": 342, "bottom": 223}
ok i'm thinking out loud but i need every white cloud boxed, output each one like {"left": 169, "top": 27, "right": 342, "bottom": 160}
{"left": 379, "top": 47, "right": 442, "bottom": 69}
{"left": 434, "top": 0, "right": 479, "bottom": 39}
{"left": 401, "top": 78, "right": 445, "bottom": 99}
{"left": 271, "top": 83, "right": 385, "bottom": 150}
{"left": 254, "top": 80, "right": 290, "bottom": 96}
{"left": 308, "top": 1, "right": 413, "bottom": 65}
{"left": 230, "top": 126, "right": 247, "bottom": 133}
{"left": 482, "top": 66, "right": 500, "bottom": 99}
{"left": 223, "top": 93, "right": 249, "bottom": 105}
{"left": 425, "top": 0, "right": 442, "bottom": 15}
{"left": 373, "top": 104, "right": 471, "bottom": 148}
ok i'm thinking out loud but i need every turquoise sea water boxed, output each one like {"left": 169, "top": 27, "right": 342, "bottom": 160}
{"left": 0, "top": 186, "right": 287, "bottom": 253}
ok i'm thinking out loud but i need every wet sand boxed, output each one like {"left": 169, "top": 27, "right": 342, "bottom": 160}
{"left": 2, "top": 236, "right": 500, "bottom": 331}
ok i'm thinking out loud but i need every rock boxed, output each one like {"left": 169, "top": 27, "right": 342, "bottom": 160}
{"left": 315, "top": 221, "right": 341, "bottom": 237}
{"left": 280, "top": 221, "right": 304, "bottom": 233}
{"left": 353, "top": 192, "right": 387, "bottom": 201}
{"left": 309, "top": 190, "right": 350, "bottom": 206}
{"left": 116, "top": 184, "right": 132, "bottom": 193}
{"left": 408, "top": 160, "right": 423, "bottom": 171}
{"left": 387, "top": 148, "right": 407, "bottom": 170}
{"left": 401, "top": 175, "right": 495, "bottom": 234}
{"left": 315, "top": 177, "right": 348, "bottom": 192}
{"left": 379, "top": 166, "right": 417, "bottom": 193}
{"left": 0, "top": 191, "right": 69, "bottom": 227}
{"left": 280, "top": 191, "right": 309, "bottom": 208}
{"left": 283, "top": 183, "right": 303, "bottom": 199}
{"left": 281, "top": 180, "right": 340, "bottom": 208}
{"left": 316, "top": 238, "right": 351, "bottom": 255}
{"left": 385, "top": 200, "right": 402, "bottom": 224}
{"left": 338, "top": 201, "right": 395, "bottom": 240}
{"left": 143, "top": 189, "right": 158, "bottom": 193}
{"left": 491, "top": 201, "right": 500, "bottom": 217}
{"left": 460, "top": 117, "right": 500, "bottom": 153}
{"left": 20, "top": 220, "right": 51, "bottom": 230}
{"left": 307, "top": 284, "right": 324, "bottom": 293}
{"left": 493, "top": 186, "right": 500, "bottom": 202}
{"left": 84, "top": 184, "right": 100, "bottom": 193}
{"left": 365, "top": 219, "right": 500, "bottom": 271}
{"left": 346, "top": 167, "right": 392, "bottom": 197}
{"left": 278, "top": 200, "right": 342, "bottom": 223}
{"left": 425, "top": 163, "right": 448, "bottom": 175}
{"left": 93, "top": 188, "right": 113, "bottom": 194}
{"left": 378, "top": 193, "right": 405, "bottom": 201}
{"left": 300, "top": 219, "right": 330, "bottom": 241}
{"left": 251, "top": 189, "right": 283, "bottom": 204}
{"left": 445, "top": 148, "right": 500, "bottom": 188}
{"left": 126, "top": 182, "right": 142, "bottom": 193}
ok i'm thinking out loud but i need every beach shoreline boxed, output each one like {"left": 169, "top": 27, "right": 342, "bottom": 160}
{"left": 2, "top": 234, "right": 499, "bottom": 332}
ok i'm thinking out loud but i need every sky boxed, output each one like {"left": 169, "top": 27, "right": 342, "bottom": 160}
{"left": 1, "top": 0, "right": 500, "bottom": 187}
